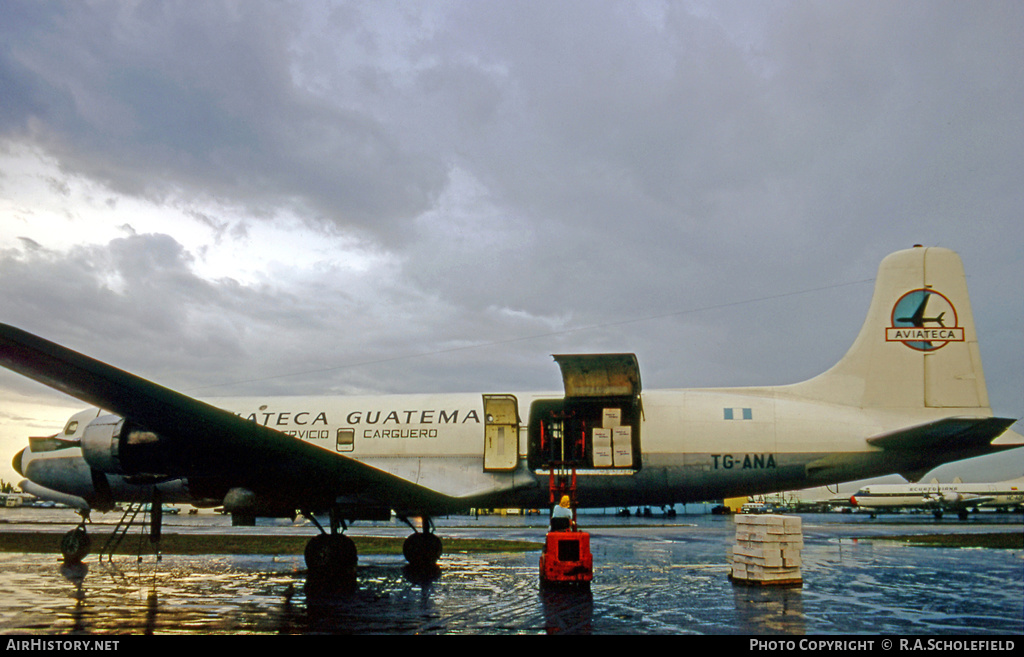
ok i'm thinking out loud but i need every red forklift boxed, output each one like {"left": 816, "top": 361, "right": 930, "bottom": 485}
{"left": 538, "top": 419, "right": 593, "bottom": 587}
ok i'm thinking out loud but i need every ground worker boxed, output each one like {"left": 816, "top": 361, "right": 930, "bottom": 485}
{"left": 550, "top": 494, "right": 573, "bottom": 531}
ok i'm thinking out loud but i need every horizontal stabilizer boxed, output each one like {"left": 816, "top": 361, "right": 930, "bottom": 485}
{"left": 867, "top": 417, "right": 1018, "bottom": 452}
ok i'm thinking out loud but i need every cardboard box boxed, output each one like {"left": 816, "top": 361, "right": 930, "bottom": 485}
{"left": 732, "top": 545, "right": 803, "bottom": 568}
{"left": 734, "top": 564, "right": 802, "bottom": 582}
{"left": 592, "top": 428, "right": 613, "bottom": 467}
{"left": 612, "top": 426, "right": 633, "bottom": 467}
{"left": 729, "top": 514, "right": 803, "bottom": 586}
{"left": 734, "top": 532, "right": 804, "bottom": 548}
{"left": 735, "top": 514, "right": 802, "bottom": 533}
{"left": 602, "top": 408, "right": 622, "bottom": 428}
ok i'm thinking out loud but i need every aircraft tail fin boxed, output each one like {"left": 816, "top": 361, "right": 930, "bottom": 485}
{"left": 791, "top": 246, "right": 992, "bottom": 410}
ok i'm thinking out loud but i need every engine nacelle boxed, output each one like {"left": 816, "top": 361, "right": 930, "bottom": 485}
{"left": 81, "top": 414, "right": 172, "bottom": 476}
{"left": 941, "top": 490, "right": 963, "bottom": 504}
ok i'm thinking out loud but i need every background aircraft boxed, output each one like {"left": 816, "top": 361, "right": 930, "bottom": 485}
{"left": 2, "top": 246, "right": 1020, "bottom": 576}
{"left": 850, "top": 477, "right": 1024, "bottom": 519}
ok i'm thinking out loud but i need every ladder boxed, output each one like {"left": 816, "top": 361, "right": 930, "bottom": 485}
{"left": 98, "top": 502, "right": 160, "bottom": 561}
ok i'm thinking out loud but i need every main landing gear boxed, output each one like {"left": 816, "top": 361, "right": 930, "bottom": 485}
{"left": 302, "top": 509, "right": 357, "bottom": 578}
{"left": 301, "top": 510, "right": 444, "bottom": 579}
{"left": 399, "top": 516, "right": 443, "bottom": 570}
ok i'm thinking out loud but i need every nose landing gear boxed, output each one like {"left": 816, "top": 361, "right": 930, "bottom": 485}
{"left": 60, "top": 523, "right": 91, "bottom": 564}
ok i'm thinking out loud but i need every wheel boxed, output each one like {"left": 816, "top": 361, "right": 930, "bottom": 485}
{"left": 60, "top": 527, "right": 91, "bottom": 563}
{"left": 304, "top": 534, "right": 357, "bottom": 576}
{"left": 403, "top": 532, "right": 442, "bottom": 568}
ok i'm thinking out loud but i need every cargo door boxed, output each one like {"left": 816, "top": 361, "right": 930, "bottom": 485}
{"left": 556, "top": 353, "right": 642, "bottom": 469}
{"left": 527, "top": 354, "right": 643, "bottom": 471}
{"left": 483, "top": 394, "right": 520, "bottom": 471}
{"left": 554, "top": 353, "right": 642, "bottom": 400}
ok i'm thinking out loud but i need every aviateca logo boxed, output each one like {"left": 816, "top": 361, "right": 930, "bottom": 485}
{"left": 886, "top": 289, "right": 965, "bottom": 352}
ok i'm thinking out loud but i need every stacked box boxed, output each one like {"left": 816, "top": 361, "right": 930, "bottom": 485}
{"left": 592, "top": 408, "right": 633, "bottom": 468}
{"left": 592, "top": 428, "right": 613, "bottom": 467}
{"left": 602, "top": 408, "right": 622, "bottom": 428}
{"left": 612, "top": 426, "right": 633, "bottom": 467}
{"left": 728, "top": 514, "right": 803, "bottom": 587}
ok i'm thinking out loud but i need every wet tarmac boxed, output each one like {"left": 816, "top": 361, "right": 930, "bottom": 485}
{"left": 0, "top": 509, "right": 1020, "bottom": 636}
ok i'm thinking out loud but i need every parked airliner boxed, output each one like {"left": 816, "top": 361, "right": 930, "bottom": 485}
{"left": 851, "top": 477, "right": 1024, "bottom": 519}
{"left": 2, "top": 246, "right": 1020, "bottom": 575}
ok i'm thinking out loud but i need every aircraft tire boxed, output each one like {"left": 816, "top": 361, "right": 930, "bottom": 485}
{"left": 304, "top": 534, "right": 357, "bottom": 577}
{"left": 403, "top": 532, "right": 442, "bottom": 568}
{"left": 60, "top": 527, "right": 91, "bottom": 563}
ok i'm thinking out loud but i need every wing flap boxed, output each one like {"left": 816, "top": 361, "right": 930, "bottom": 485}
{"left": 0, "top": 323, "right": 454, "bottom": 512}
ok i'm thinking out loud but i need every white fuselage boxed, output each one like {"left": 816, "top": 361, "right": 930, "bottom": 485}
{"left": 850, "top": 480, "right": 1024, "bottom": 510}
{"left": 12, "top": 246, "right": 1021, "bottom": 515}
{"left": 17, "top": 384, "right": 977, "bottom": 512}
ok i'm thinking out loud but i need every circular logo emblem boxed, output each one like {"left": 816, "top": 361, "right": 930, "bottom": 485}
{"left": 886, "top": 289, "right": 964, "bottom": 352}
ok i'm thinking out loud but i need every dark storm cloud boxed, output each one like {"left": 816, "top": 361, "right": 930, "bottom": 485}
{"left": 0, "top": 2, "right": 447, "bottom": 237}
{"left": 0, "top": 234, "right": 242, "bottom": 381}
{"left": 386, "top": 2, "right": 1023, "bottom": 323}
{"left": 0, "top": 1, "right": 1020, "bottom": 411}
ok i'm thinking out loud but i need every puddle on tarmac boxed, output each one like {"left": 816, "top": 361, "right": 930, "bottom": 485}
{"left": 0, "top": 515, "right": 1020, "bottom": 635}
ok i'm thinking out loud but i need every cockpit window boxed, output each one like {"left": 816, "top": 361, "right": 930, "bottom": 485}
{"left": 63, "top": 420, "right": 79, "bottom": 436}
{"left": 28, "top": 436, "right": 78, "bottom": 453}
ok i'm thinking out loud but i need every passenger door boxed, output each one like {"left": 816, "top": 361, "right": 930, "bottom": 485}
{"left": 482, "top": 394, "right": 520, "bottom": 471}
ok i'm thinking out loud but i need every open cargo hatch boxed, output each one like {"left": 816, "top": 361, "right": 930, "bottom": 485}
{"left": 553, "top": 353, "right": 641, "bottom": 400}
{"left": 528, "top": 353, "right": 643, "bottom": 472}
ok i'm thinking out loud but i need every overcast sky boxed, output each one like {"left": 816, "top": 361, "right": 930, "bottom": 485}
{"left": 1, "top": 1, "right": 1021, "bottom": 488}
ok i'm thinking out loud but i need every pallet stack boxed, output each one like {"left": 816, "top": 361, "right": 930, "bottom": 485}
{"left": 728, "top": 514, "right": 803, "bottom": 587}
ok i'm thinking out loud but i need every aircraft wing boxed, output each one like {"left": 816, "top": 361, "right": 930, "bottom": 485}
{"left": 924, "top": 492, "right": 997, "bottom": 510}
{"left": 0, "top": 323, "right": 455, "bottom": 514}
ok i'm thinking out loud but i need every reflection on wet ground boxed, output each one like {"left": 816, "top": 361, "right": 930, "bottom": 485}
{"left": 0, "top": 511, "right": 1020, "bottom": 635}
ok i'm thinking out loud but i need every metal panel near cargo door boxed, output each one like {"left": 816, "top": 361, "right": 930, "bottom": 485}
{"left": 552, "top": 353, "right": 641, "bottom": 399}
{"left": 483, "top": 394, "right": 520, "bottom": 471}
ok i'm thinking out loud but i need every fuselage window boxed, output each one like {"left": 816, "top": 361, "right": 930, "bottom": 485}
{"left": 337, "top": 428, "right": 355, "bottom": 452}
